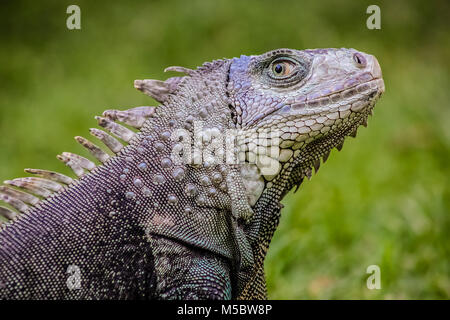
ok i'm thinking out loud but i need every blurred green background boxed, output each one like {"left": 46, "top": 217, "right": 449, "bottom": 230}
{"left": 0, "top": 0, "right": 449, "bottom": 299}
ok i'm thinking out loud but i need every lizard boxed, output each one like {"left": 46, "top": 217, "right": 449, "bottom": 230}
{"left": 0, "top": 48, "right": 384, "bottom": 299}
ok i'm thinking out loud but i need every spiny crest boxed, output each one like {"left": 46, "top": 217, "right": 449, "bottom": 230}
{"left": 134, "top": 65, "right": 196, "bottom": 103}
{"left": 0, "top": 68, "right": 187, "bottom": 225}
{"left": 133, "top": 61, "right": 225, "bottom": 104}
{"left": 0, "top": 60, "right": 226, "bottom": 225}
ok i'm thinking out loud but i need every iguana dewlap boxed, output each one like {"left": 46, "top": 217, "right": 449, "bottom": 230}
{"left": 0, "top": 48, "right": 384, "bottom": 299}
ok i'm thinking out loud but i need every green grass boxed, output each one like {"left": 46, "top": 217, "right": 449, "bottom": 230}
{"left": 0, "top": 0, "right": 449, "bottom": 299}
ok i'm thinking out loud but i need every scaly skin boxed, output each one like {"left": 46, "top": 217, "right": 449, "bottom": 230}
{"left": 0, "top": 48, "right": 384, "bottom": 299}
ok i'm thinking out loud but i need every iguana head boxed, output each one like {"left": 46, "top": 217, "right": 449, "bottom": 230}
{"left": 227, "top": 48, "right": 385, "bottom": 204}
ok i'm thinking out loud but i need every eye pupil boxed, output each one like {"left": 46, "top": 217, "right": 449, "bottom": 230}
{"left": 274, "top": 64, "right": 283, "bottom": 74}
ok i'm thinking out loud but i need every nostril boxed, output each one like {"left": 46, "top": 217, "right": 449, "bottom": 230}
{"left": 353, "top": 53, "right": 367, "bottom": 67}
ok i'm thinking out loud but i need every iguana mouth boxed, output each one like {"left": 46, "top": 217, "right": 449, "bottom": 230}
{"left": 298, "top": 77, "right": 384, "bottom": 109}
{"left": 251, "top": 75, "right": 385, "bottom": 128}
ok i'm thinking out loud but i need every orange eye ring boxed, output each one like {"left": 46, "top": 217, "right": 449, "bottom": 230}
{"left": 263, "top": 56, "right": 309, "bottom": 88}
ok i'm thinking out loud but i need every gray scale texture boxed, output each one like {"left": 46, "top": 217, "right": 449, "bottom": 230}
{"left": 0, "top": 48, "right": 384, "bottom": 299}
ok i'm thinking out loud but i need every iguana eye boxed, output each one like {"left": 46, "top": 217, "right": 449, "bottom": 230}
{"left": 270, "top": 59, "right": 296, "bottom": 78}
{"left": 257, "top": 54, "right": 310, "bottom": 88}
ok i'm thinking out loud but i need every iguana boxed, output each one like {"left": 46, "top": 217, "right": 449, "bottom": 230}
{"left": 0, "top": 48, "right": 384, "bottom": 299}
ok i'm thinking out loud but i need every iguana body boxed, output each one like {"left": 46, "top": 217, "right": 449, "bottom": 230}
{"left": 0, "top": 48, "right": 384, "bottom": 299}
